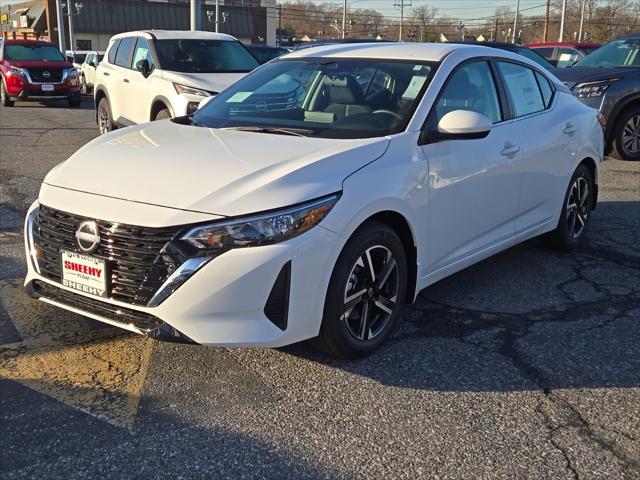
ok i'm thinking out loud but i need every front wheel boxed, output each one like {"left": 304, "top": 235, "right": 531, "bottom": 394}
{"left": 154, "top": 108, "right": 171, "bottom": 121}
{"left": 611, "top": 107, "right": 640, "bottom": 161}
{"left": 542, "top": 164, "right": 594, "bottom": 251}
{"left": 1, "top": 79, "right": 14, "bottom": 107}
{"left": 80, "top": 75, "right": 88, "bottom": 95}
{"left": 312, "top": 221, "right": 407, "bottom": 359}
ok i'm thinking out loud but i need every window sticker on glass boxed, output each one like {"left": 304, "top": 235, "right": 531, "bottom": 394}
{"left": 226, "top": 91, "right": 253, "bottom": 103}
{"left": 402, "top": 75, "right": 427, "bottom": 99}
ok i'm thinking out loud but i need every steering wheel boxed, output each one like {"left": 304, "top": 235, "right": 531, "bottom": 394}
{"left": 372, "top": 109, "right": 403, "bottom": 120}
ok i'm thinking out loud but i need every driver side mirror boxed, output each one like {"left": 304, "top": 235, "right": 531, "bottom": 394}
{"left": 136, "top": 59, "right": 152, "bottom": 78}
{"left": 420, "top": 110, "right": 492, "bottom": 145}
{"left": 66, "top": 55, "right": 75, "bottom": 64}
{"left": 89, "top": 60, "right": 97, "bottom": 68}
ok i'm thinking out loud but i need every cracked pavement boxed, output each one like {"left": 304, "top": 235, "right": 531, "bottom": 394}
{"left": 1, "top": 101, "right": 639, "bottom": 479}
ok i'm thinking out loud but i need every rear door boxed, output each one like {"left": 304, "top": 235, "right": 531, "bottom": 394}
{"left": 495, "top": 60, "right": 572, "bottom": 232}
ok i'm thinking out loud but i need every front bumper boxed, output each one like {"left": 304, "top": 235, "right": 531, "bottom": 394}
{"left": 9, "top": 84, "right": 81, "bottom": 101}
{"left": 24, "top": 197, "right": 342, "bottom": 347}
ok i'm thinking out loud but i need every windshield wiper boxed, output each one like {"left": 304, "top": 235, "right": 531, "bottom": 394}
{"left": 222, "top": 126, "right": 313, "bottom": 137}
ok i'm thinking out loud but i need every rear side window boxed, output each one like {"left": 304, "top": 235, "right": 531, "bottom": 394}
{"left": 107, "top": 39, "right": 120, "bottom": 64}
{"left": 535, "top": 71, "right": 554, "bottom": 108}
{"left": 114, "top": 37, "right": 134, "bottom": 68}
{"left": 556, "top": 47, "right": 581, "bottom": 67}
{"left": 532, "top": 47, "right": 555, "bottom": 59}
{"left": 497, "top": 61, "right": 545, "bottom": 118}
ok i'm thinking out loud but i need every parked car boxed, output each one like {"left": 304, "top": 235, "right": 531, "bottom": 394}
{"left": 449, "top": 41, "right": 558, "bottom": 73}
{"left": 79, "top": 51, "right": 104, "bottom": 94}
{"left": 555, "top": 32, "right": 640, "bottom": 160}
{"left": 93, "top": 30, "right": 259, "bottom": 133}
{"left": 25, "top": 43, "right": 603, "bottom": 358}
{"left": 0, "top": 39, "right": 81, "bottom": 107}
{"left": 245, "top": 44, "right": 290, "bottom": 64}
{"left": 526, "top": 42, "right": 601, "bottom": 68}
{"left": 294, "top": 38, "right": 392, "bottom": 51}
{"left": 65, "top": 49, "right": 93, "bottom": 70}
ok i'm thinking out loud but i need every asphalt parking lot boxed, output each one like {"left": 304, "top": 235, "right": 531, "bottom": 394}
{"left": 1, "top": 99, "right": 639, "bottom": 479}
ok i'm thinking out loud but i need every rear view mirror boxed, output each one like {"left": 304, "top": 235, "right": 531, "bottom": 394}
{"left": 136, "top": 59, "right": 151, "bottom": 78}
{"left": 436, "top": 110, "right": 492, "bottom": 139}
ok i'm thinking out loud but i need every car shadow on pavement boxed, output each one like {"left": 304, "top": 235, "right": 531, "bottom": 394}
{"left": 285, "top": 201, "right": 640, "bottom": 393}
{"left": 0, "top": 378, "right": 333, "bottom": 479}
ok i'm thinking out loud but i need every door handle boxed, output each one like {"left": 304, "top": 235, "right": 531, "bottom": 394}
{"left": 500, "top": 144, "right": 520, "bottom": 157}
{"left": 563, "top": 123, "right": 577, "bottom": 135}
{"left": 123, "top": 78, "right": 130, "bottom": 83}
{"left": 103, "top": 72, "right": 110, "bottom": 77}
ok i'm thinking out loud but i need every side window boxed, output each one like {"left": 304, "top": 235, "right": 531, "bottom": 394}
{"left": 535, "top": 71, "right": 554, "bottom": 108}
{"left": 497, "top": 62, "right": 545, "bottom": 118}
{"left": 107, "top": 39, "right": 120, "bottom": 64}
{"left": 556, "top": 47, "right": 581, "bottom": 67}
{"left": 131, "top": 37, "right": 154, "bottom": 70}
{"left": 114, "top": 37, "right": 134, "bottom": 68}
{"left": 435, "top": 61, "right": 502, "bottom": 124}
{"left": 533, "top": 47, "right": 555, "bottom": 60}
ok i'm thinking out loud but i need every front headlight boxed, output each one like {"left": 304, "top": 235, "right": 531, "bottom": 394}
{"left": 6, "top": 65, "right": 25, "bottom": 77}
{"left": 173, "top": 82, "right": 212, "bottom": 97}
{"left": 572, "top": 78, "right": 620, "bottom": 98}
{"left": 181, "top": 194, "right": 340, "bottom": 251}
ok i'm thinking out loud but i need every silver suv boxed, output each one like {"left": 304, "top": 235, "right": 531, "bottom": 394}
{"left": 556, "top": 32, "right": 640, "bottom": 160}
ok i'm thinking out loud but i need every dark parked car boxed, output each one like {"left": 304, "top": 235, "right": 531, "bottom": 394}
{"left": 555, "top": 32, "right": 640, "bottom": 160}
{"left": 293, "top": 39, "right": 392, "bottom": 51}
{"left": 449, "top": 41, "right": 558, "bottom": 73}
{"left": 526, "top": 42, "right": 601, "bottom": 68}
{"left": 245, "top": 45, "right": 290, "bottom": 64}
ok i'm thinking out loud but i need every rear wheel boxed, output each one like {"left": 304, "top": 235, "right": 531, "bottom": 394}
{"left": 542, "top": 164, "right": 594, "bottom": 251}
{"left": 611, "top": 107, "right": 640, "bottom": 161}
{"left": 1, "top": 79, "right": 14, "bottom": 107}
{"left": 80, "top": 75, "right": 88, "bottom": 95}
{"left": 97, "top": 97, "right": 114, "bottom": 135}
{"left": 312, "top": 221, "right": 407, "bottom": 359}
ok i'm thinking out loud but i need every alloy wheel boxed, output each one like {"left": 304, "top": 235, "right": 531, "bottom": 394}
{"left": 342, "top": 245, "right": 399, "bottom": 342}
{"left": 566, "top": 176, "right": 590, "bottom": 239}
{"left": 622, "top": 114, "right": 640, "bottom": 156}
{"left": 98, "top": 105, "right": 110, "bottom": 135}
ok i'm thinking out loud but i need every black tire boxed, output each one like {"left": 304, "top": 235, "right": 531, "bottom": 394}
{"left": 97, "top": 97, "right": 114, "bottom": 135}
{"left": 1, "top": 79, "right": 15, "bottom": 107}
{"left": 68, "top": 95, "right": 82, "bottom": 108}
{"left": 80, "top": 75, "right": 88, "bottom": 95}
{"left": 541, "top": 164, "right": 594, "bottom": 251}
{"left": 312, "top": 221, "right": 408, "bottom": 359}
{"left": 154, "top": 108, "right": 171, "bottom": 120}
{"left": 610, "top": 106, "right": 640, "bottom": 161}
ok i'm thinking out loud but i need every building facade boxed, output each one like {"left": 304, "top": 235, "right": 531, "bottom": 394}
{"left": 1, "top": 0, "right": 277, "bottom": 49}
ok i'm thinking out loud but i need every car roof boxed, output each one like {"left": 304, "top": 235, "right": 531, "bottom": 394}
{"left": 526, "top": 42, "right": 601, "bottom": 47}
{"left": 4, "top": 39, "right": 56, "bottom": 46}
{"left": 285, "top": 42, "right": 462, "bottom": 62}
{"left": 110, "top": 30, "right": 237, "bottom": 42}
{"left": 618, "top": 31, "right": 640, "bottom": 39}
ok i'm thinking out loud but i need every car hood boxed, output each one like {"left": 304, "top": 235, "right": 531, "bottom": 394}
{"left": 8, "top": 59, "right": 72, "bottom": 70}
{"left": 160, "top": 70, "right": 248, "bottom": 94}
{"left": 554, "top": 66, "right": 633, "bottom": 88}
{"left": 43, "top": 121, "right": 390, "bottom": 217}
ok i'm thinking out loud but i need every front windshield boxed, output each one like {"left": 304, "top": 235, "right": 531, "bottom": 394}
{"left": 155, "top": 39, "right": 259, "bottom": 73}
{"left": 5, "top": 44, "right": 65, "bottom": 61}
{"left": 73, "top": 53, "right": 87, "bottom": 63}
{"left": 575, "top": 39, "right": 640, "bottom": 68}
{"left": 192, "top": 58, "right": 436, "bottom": 139}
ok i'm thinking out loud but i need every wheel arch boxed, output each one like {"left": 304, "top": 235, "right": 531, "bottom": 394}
{"left": 149, "top": 95, "right": 174, "bottom": 121}
{"left": 358, "top": 210, "right": 418, "bottom": 304}
{"left": 605, "top": 94, "right": 640, "bottom": 144}
{"left": 578, "top": 156, "right": 599, "bottom": 209}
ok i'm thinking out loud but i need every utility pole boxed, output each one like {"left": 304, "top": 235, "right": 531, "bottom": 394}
{"left": 55, "top": 0, "right": 66, "bottom": 51}
{"left": 190, "top": 0, "right": 201, "bottom": 31}
{"left": 512, "top": 0, "right": 520, "bottom": 44}
{"left": 341, "top": 0, "right": 347, "bottom": 39}
{"left": 543, "top": 0, "right": 550, "bottom": 42}
{"left": 215, "top": 0, "right": 219, "bottom": 32}
{"left": 559, "top": 0, "right": 567, "bottom": 41}
{"left": 578, "top": 0, "right": 586, "bottom": 41}
{"left": 278, "top": 4, "right": 282, "bottom": 42}
{"left": 457, "top": 20, "right": 465, "bottom": 41}
{"left": 494, "top": 17, "right": 499, "bottom": 42}
{"left": 394, "top": 0, "right": 411, "bottom": 42}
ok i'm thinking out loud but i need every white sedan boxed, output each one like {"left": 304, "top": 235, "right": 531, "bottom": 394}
{"left": 24, "top": 43, "right": 604, "bottom": 358}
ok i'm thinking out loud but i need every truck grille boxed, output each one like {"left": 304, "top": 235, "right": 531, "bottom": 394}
{"left": 33, "top": 205, "right": 185, "bottom": 306}
{"left": 27, "top": 68, "right": 64, "bottom": 83}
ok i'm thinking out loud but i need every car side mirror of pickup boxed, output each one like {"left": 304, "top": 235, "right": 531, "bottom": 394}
{"left": 136, "top": 59, "right": 152, "bottom": 78}
{"left": 419, "top": 110, "right": 493, "bottom": 145}
{"left": 89, "top": 60, "right": 97, "bottom": 68}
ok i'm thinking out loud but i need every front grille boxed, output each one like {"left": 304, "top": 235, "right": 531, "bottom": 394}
{"left": 27, "top": 68, "right": 64, "bottom": 83}
{"left": 33, "top": 205, "right": 185, "bottom": 305}
{"left": 31, "top": 280, "right": 164, "bottom": 332}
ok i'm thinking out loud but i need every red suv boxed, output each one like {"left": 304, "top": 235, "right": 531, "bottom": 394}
{"left": 0, "top": 39, "right": 81, "bottom": 107}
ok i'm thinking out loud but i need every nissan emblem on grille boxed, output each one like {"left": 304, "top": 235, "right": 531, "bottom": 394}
{"left": 75, "top": 221, "right": 100, "bottom": 253}
{"left": 42, "top": 70, "right": 51, "bottom": 79}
